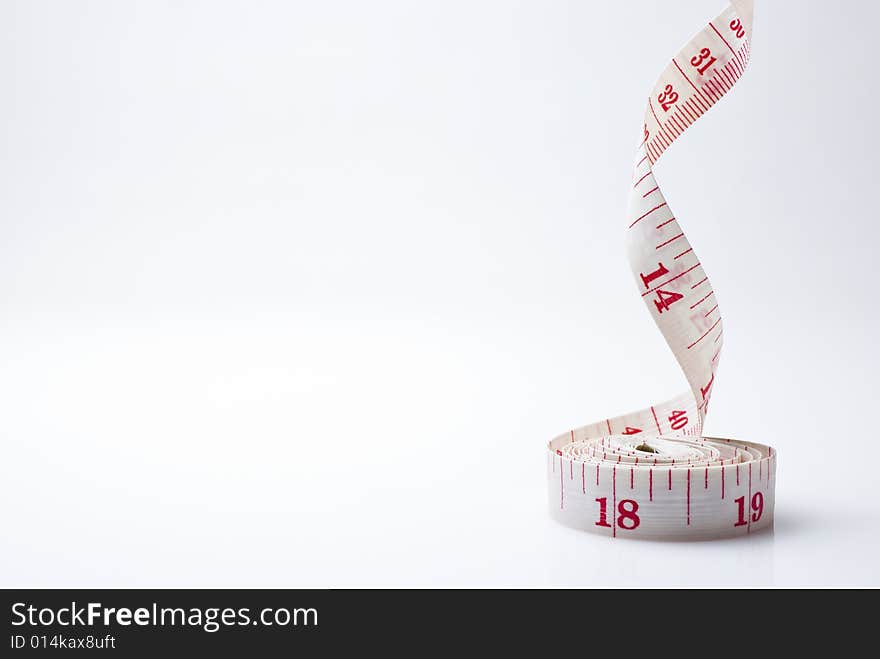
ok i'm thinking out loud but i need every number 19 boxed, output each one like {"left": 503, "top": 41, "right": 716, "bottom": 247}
{"left": 734, "top": 491, "right": 763, "bottom": 526}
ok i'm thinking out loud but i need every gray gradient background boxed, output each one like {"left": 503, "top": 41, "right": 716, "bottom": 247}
{"left": 2, "top": 0, "right": 878, "bottom": 586}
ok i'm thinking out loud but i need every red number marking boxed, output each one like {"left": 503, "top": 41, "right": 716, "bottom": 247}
{"left": 640, "top": 262, "right": 669, "bottom": 289}
{"left": 700, "top": 372, "right": 715, "bottom": 401}
{"left": 734, "top": 495, "right": 747, "bottom": 526}
{"left": 751, "top": 491, "right": 764, "bottom": 522}
{"left": 657, "top": 83, "right": 679, "bottom": 112}
{"left": 596, "top": 497, "right": 641, "bottom": 530}
{"left": 690, "top": 47, "right": 717, "bottom": 76}
{"left": 668, "top": 410, "right": 688, "bottom": 431}
{"left": 729, "top": 18, "right": 745, "bottom": 39}
{"left": 734, "top": 491, "right": 763, "bottom": 527}
{"left": 617, "top": 499, "right": 641, "bottom": 530}
{"left": 654, "top": 288, "right": 684, "bottom": 313}
{"left": 595, "top": 497, "right": 612, "bottom": 528}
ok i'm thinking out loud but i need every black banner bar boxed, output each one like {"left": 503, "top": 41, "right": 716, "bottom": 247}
{"left": 0, "top": 589, "right": 862, "bottom": 654}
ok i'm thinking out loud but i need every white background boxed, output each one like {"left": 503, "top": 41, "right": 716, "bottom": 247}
{"left": 2, "top": 0, "right": 878, "bottom": 587}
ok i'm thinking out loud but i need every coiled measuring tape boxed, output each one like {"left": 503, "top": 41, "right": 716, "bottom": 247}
{"left": 548, "top": 0, "right": 775, "bottom": 540}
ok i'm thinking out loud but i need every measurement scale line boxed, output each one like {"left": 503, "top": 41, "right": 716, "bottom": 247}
{"left": 629, "top": 202, "right": 667, "bottom": 228}
{"left": 687, "top": 317, "right": 722, "bottom": 350}
{"left": 709, "top": 21, "right": 737, "bottom": 55}
{"left": 633, "top": 171, "right": 652, "bottom": 188}
{"left": 559, "top": 457, "right": 564, "bottom": 509}
{"left": 690, "top": 291, "right": 714, "bottom": 309}
{"left": 679, "top": 103, "right": 697, "bottom": 123}
{"left": 672, "top": 58, "right": 701, "bottom": 94}
{"left": 650, "top": 406, "right": 662, "bottom": 433}
{"left": 656, "top": 233, "right": 684, "bottom": 249}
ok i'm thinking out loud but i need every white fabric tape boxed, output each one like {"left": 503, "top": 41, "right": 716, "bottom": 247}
{"left": 547, "top": 0, "right": 776, "bottom": 540}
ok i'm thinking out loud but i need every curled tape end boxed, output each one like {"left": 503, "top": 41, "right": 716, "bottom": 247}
{"left": 731, "top": 0, "right": 755, "bottom": 35}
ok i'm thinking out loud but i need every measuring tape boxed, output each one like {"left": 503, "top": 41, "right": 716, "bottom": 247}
{"left": 547, "top": 0, "right": 775, "bottom": 540}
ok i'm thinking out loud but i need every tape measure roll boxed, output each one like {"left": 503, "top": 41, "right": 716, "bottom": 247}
{"left": 548, "top": 0, "right": 775, "bottom": 540}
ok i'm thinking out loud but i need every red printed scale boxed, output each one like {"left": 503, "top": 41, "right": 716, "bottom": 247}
{"left": 547, "top": 0, "right": 775, "bottom": 540}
